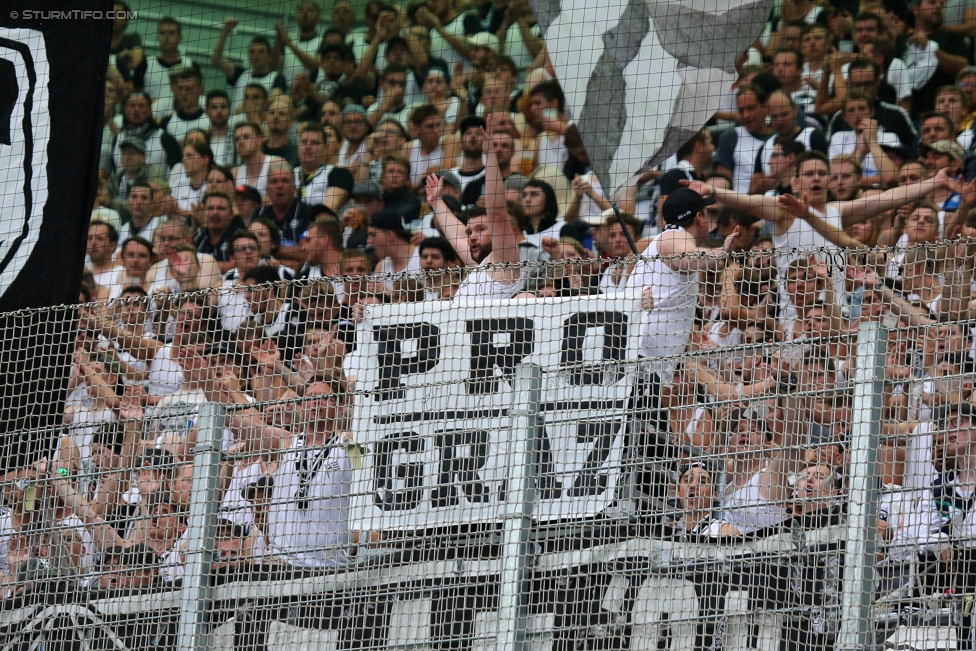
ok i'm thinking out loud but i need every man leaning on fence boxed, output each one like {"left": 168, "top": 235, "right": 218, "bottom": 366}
{"left": 222, "top": 379, "right": 353, "bottom": 570}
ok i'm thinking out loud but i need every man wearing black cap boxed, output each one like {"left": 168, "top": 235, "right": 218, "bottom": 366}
{"left": 629, "top": 188, "right": 743, "bottom": 379}
{"left": 368, "top": 208, "right": 422, "bottom": 289}
{"left": 450, "top": 115, "right": 488, "bottom": 208}
{"left": 106, "top": 137, "right": 168, "bottom": 211}
{"left": 655, "top": 129, "right": 715, "bottom": 214}
{"left": 234, "top": 184, "right": 262, "bottom": 222}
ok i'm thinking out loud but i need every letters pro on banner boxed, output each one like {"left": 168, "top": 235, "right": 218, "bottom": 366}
{"left": 350, "top": 295, "right": 644, "bottom": 531}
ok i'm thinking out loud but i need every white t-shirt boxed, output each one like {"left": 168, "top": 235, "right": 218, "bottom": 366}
{"left": 429, "top": 12, "right": 474, "bottom": 74}
{"left": 282, "top": 32, "right": 322, "bottom": 86}
{"left": 163, "top": 109, "right": 210, "bottom": 145}
{"left": 715, "top": 125, "right": 773, "bottom": 194}
{"left": 150, "top": 387, "right": 236, "bottom": 451}
{"left": 827, "top": 128, "right": 901, "bottom": 178}
{"left": 234, "top": 156, "right": 274, "bottom": 200}
{"left": 626, "top": 231, "right": 698, "bottom": 380}
{"left": 142, "top": 55, "right": 198, "bottom": 120}
{"left": 501, "top": 20, "right": 542, "bottom": 71}
{"left": 231, "top": 68, "right": 286, "bottom": 111}
{"left": 377, "top": 248, "right": 423, "bottom": 291}
{"left": 452, "top": 265, "right": 520, "bottom": 300}
{"left": 171, "top": 176, "right": 207, "bottom": 212}
{"left": 721, "top": 467, "right": 789, "bottom": 535}
{"left": 116, "top": 216, "right": 165, "bottom": 257}
{"left": 409, "top": 140, "right": 445, "bottom": 186}
{"left": 522, "top": 218, "right": 566, "bottom": 248}
{"left": 536, "top": 132, "right": 568, "bottom": 170}
{"left": 266, "top": 434, "right": 352, "bottom": 569}
{"left": 217, "top": 276, "right": 252, "bottom": 332}
{"left": 148, "top": 343, "right": 183, "bottom": 398}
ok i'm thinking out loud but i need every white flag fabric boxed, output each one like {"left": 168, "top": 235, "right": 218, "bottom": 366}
{"left": 530, "top": 0, "right": 774, "bottom": 193}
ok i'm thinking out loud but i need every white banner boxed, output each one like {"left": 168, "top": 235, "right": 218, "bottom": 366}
{"left": 349, "top": 294, "right": 644, "bottom": 531}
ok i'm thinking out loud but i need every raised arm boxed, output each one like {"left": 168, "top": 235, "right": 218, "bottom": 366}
{"left": 93, "top": 313, "right": 164, "bottom": 362}
{"left": 40, "top": 459, "right": 125, "bottom": 553}
{"left": 481, "top": 116, "right": 519, "bottom": 266}
{"left": 840, "top": 168, "right": 949, "bottom": 226}
{"left": 427, "top": 175, "right": 477, "bottom": 266}
{"left": 685, "top": 179, "right": 790, "bottom": 224}
{"left": 212, "top": 18, "right": 240, "bottom": 80}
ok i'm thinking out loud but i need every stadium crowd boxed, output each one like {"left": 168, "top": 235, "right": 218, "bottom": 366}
{"left": 4, "top": 0, "right": 976, "bottom": 619}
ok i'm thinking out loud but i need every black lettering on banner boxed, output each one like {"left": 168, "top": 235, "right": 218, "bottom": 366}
{"left": 536, "top": 423, "right": 562, "bottom": 499}
{"left": 373, "top": 432, "right": 425, "bottom": 511}
{"left": 568, "top": 421, "right": 621, "bottom": 497}
{"left": 0, "top": 59, "right": 17, "bottom": 145}
{"left": 559, "top": 312, "right": 628, "bottom": 385}
{"left": 465, "top": 317, "right": 534, "bottom": 394}
{"left": 430, "top": 428, "right": 491, "bottom": 507}
{"left": 372, "top": 323, "right": 441, "bottom": 401}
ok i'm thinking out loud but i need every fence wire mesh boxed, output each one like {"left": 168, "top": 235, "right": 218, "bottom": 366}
{"left": 0, "top": 0, "right": 975, "bottom": 650}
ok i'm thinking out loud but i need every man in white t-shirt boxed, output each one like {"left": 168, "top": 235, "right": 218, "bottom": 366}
{"left": 141, "top": 17, "right": 200, "bottom": 121}
{"left": 86, "top": 220, "right": 121, "bottom": 291}
{"left": 160, "top": 67, "right": 209, "bottom": 146}
{"left": 273, "top": 0, "right": 323, "bottom": 86}
{"left": 264, "top": 380, "right": 352, "bottom": 569}
{"left": 413, "top": 0, "right": 479, "bottom": 74}
{"left": 212, "top": 19, "right": 287, "bottom": 110}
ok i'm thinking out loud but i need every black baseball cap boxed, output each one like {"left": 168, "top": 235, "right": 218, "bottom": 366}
{"left": 370, "top": 208, "right": 410, "bottom": 236}
{"left": 662, "top": 187, "right": 711, "bottom": 225}
{"left": 458, "top": 114, "right": 486, "bottom": 136}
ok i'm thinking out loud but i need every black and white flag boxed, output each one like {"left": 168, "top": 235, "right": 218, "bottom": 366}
{"left": 0, "top": 3, "right": 111, "bottom": 469}
{"left": 531, "top": 0, "right": 774, "bottom": 192}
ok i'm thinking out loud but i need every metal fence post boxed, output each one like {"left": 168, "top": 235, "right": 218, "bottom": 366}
{"left": 837, "top": 321, "right": 886, "bottom": 651}
{"left": 498, "top": 364, "right": 541, "bottom": 651}
{"left": 176, "top": 403, "right": 226, "bottom": 651}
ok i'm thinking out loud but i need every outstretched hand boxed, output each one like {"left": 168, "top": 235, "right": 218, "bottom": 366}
{"left": 425, "top": 173, "right": 444, "bottom": 205}
{"left": 777, "top": 193, "right": 808, "bottom": 219}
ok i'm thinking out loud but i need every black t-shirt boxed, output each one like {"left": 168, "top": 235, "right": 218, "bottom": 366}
{"left": 110, "top": 33, "right": 144, "bottom": 82}
{"left": 897, "top": 30, "right": 973, "bottom": 117}
{"left": 309, "top": 70, "right": 367, "bottom": 106}
{"left": 263, "top": 142, "right": 300, "bottom": 168}
{"left": 255, "top": 200, "right": 313, "bottom": 246}
{"left": 456, "top": 167, "right": 487, "bottom": 209}
{"left": 382, "top": 188, "right": 422, "bottom": 223}
{"left": 193, "top": 216, "right": 246, "bottom": 262}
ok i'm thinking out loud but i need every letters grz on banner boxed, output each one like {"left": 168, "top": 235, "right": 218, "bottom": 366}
{"left": 350, "top": 295, "right": 643, "bottom": 530}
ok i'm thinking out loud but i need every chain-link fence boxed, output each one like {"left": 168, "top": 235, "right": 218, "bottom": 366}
{"left": 0, "top": 0, "right": 975, "bottom": 648}
{"left": 0, "top": 246, "right": 974, "bottom": 651}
